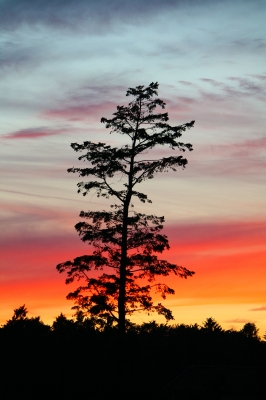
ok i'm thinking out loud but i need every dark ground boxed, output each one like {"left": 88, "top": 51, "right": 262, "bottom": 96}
{"left": 1, "top": 325, "right": 265, "bottom": 400}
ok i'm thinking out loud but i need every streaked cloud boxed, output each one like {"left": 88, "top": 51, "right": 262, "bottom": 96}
{"left": 166, "top": 220, "right": 266, "bottom": 255}
{"left": 250, "top": 74, "right": 266, "bottom": 80}
{"left": 208, "top": 137, "right": 266, "bottom": 157}
{"left": 200, "top": 75, "right": 266, "bottom": 102}
{"left": 249, "top": 306, "right": 266, "bottom": 312}
{"left": 0, "top": 189, "right": 84, "bottom": 203}
{"left": 0, "top": 0, "right": 186, "bottom": 34}
{"left": 178, "top": 81, "right": 194, "bottom": 86}
{"left": 2, "top": 127, "right": 68, "bottom": 139}
{"left": 225, "top": 318, "right": 255, "bottom": 324}
{"left": 44, "top": 102, "right": 116, "bottom": 122}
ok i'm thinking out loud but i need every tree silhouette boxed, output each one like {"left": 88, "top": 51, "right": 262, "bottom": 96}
{"left": 241, "top": 322, "right": 259, "bottom": 339}
{"left": 12, "top": 304, "right": 28, "bottom": 320}
{"left": 2, "top": 305, "right": 49, "bottom": 334}
{"left": 202, "top": 317, "right": 223, "bottom": 333}
{"left": 52, "top": 313, "right": 75, "bottom": 331}
{"left": 2, "top": 307, "right": 266, "bottom": 399}
{"left": 57, "top": 82, "right": 195, "bottom": 334}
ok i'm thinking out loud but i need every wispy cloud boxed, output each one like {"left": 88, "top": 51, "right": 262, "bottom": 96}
{"left": 200, "top": 78, "right": 222, "bottom": 87}
{"left": 178, "top": 81, "right": 194, "bottom": 86}
{"left": 173, "top": 75, "right": 266, "bottom": 120}
{"left": 0, "top": 44, "right": 39, "bottom": 73}
{"left": 225, "top": 318, "right": 254, "bottom": 323}
{"left": 199, "top": 75, "right": 266, "bottom": 102}
{"left": 0, "top": 0, "right": 184, "bottom": 34}
{"left": 0, "top": 189, "right": 83, "bottom": 203}
{"left": 207, "top": 137, "right": 266, "bottom": 157}
{"left": 227, "top": 76, "right": 264, "bottom": 95}
{"left": 44, "top": 102, "right": 115, "bottom": 122}
{"left": 42, "top": 83, "right": 128, "bottom": 122}
{"left": 249, "top": 306, "right": 266, "bottom": 311}
{"left": 230, "top": 37, "right": 266, "bottom": 50}
{"left": 2, "top": 127, "right": 68, "bottom": 139}
{"left": 250, "top": 74, "right": 266, "bottom": 80}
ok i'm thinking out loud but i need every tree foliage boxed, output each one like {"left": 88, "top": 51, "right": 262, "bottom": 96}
{"left": 56, "top": 82, "right": 195, "bottom": 333}
{"left": 241, "top": 322, "right": 260, "bottom": 340}
{"left": 2, "top": 304, "right": 49, "bottom": 334}
{"left": 202, "top": 317, "right": 223, "bottom": 333}
{"left": 2, "top": 308, "right": 265, "bottom": 400}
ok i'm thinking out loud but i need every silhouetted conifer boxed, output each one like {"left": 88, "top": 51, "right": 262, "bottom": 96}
{"left": 201, "top": 317, "right": 223, "bottom": 333}
{"left": 57, "top": 82, "right": 195, "bottom": 334}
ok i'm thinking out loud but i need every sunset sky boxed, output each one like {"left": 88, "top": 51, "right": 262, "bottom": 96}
{"left": 0, "top": 0, "right": 265, "bottom": 335}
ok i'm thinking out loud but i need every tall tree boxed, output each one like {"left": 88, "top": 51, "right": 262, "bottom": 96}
{"left": 57, "top": 82, "right": 195, "bottom": 334}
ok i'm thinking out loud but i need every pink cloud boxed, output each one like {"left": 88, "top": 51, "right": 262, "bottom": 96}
{"left": 166, "top": 96, "right": 197, "bottom": 115}
{"left": 165, "top": 220, "right": 266, "bottom": 254}
{"left": 43, "top": 101, "right": 116, "bottom": 121}
{"left": 207, "top": 137, "right": 266, "bottom": 157}
{"left": 0, "top": 231, "right": 98, "bottom": 283}
{"left": 203, "top": 157, "right": 266, "bottom": 178}
{"left": 3, "top": 127, "right": 67, "bottom": 139}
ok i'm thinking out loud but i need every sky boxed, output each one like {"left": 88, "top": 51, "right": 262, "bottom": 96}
{"left": 0, "top": 0, "right": 265, "bottom": 335}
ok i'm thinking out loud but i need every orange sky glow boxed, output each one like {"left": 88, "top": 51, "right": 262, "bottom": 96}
{"left": 1, "top": 219, "right": 265, "bottom": 336}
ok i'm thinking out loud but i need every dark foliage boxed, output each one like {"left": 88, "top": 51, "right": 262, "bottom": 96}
{"left": 2, "top": 304, "right": 50, "bottom": 336}
{"left": 241, "top": 322, "right": 260, "bottom": 339}
{"left": 1, "top": 307, "right": 265, "bottom": 399}
{"left": 56, "top": 83, "right": 195, "bottom": 334}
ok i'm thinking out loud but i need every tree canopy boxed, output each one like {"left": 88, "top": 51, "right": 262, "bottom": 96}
{"left": 2, "top": 307, "right": 265, "bottom": 400}
{"left": 57, "top": 82, "right": 195, "bottom": 334}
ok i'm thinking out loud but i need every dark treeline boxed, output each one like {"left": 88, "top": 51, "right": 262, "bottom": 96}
{"left": 1, "top": 306, "right": 266, "bottom": 399}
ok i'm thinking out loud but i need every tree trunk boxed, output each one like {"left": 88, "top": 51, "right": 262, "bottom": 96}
{"left": 118, "top": 104, "right": 140, "bottom": 335}
{"left": 118, "top": 200, "right": 129, "bottom": 335}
